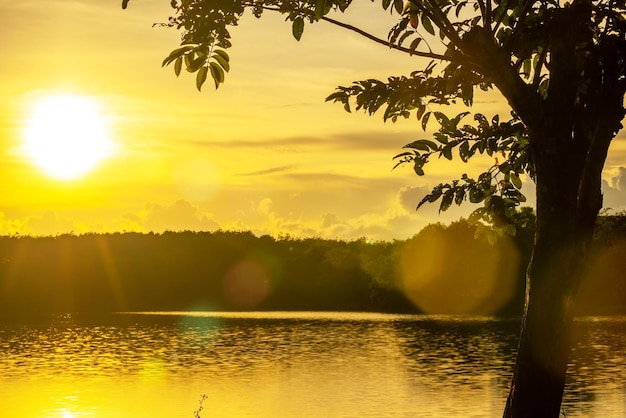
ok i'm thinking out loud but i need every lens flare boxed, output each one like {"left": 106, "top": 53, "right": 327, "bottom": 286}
{"left": 577, "top": 240, "right": 626, "bottom": 315}
{"left": 222, "top": 259, "right": 272, "bottom": 309}
{"left": 397, "top": 223, "right": 521, "bottom": 315}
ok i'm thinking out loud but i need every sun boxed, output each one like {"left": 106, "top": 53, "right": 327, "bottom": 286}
{"left": 22, "top": 94, "right": 115, "bottom": 180}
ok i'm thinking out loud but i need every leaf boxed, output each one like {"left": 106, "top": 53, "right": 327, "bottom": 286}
{"left": 212, "top": 53, "right": 230, "bottom": 72}
{"left": 186, "top": 57, "right": 205, "bottom": 73}
{"left": 394, "top": 151, "right": 414, "bottom": 159}
{"left": 451, "top": 111, "right": 470, "bottom": 127}
{"left": 184, "top": 51, "right": 193, "bottom": 69}
{"left": 404, "top": 140, "right": 431, "bottom": 151}
{"left": 503, "top": 223, "right": 517, "bottom": 237}
{"left": 474, "top": 113, "right": 488, "bottom": 126}
{"left": 433, "top": 111, "right": 450, "bottom": 128}
{"left": 454, "top": 188, "right": 466, "bottom": 205}
{"left": 393, "top": 0, "right": 403, "bottom": 14}
{"left": 122, "top": 0, "right": 129, "bottom": 9}
{"left": 213, "top": 49, "right": 230, "bottom": 63}
{"left": 469, "top": 187, "right": 484, "bottom": 203}
{"left": 421, "top": 112, "right": 431, "bottom": 131}
{"left": 416, "top": 105, "right": 425, "bottom": 120}
{"left": 522, "top": 59, "right": 531, "bottom": 79}
{"left": 423, "top": 139, "right": 439, "bottom": 150}
{"left": 434, "top": 132, "right": 448, "bottom": 144}
{"left": 209, "top": 62, "right": 225, "bottom": 88}
{"left": 315, "top": 0, "right": 326, "bottom": 20}
{"left": 325, "top": 91, "right": 345, "bottom": 102}
{"left": 195, "top": 44, "right": 209, "bottom": 58}
{"left": 196, "top": 66, "right": 208, "bottom": 91}
{"left": 292, "top": 17, "right": 305, "bottom": 41}
{"left": 421, "top": 15, "right": 435, "bottom": 35}
{"left": 174, "top": 56, "right": 183, "bottom": 77}
{"left": 455, "top": 2, "right": 464, "bottom": 17}
{"left": 414, "top": 164, "right": 424, "bottom": 176}
{"left": 382, "top": 0, "right": 392, "bottom": 11}
{"left": 439, "top": 189, "right": 455, "bottom": 212}
{"left": 510, "top": 172, "right": 523, "bottom": 189}
{"left": 409, "top": 37, "right": 422, "bottom": 55}
{"left": 461, "top": 82, "right": 473, "bottom": 105}
{"left": 417, "top": 187, "right": 443, "bottom": 209}
{"left": 459, "top": 141, "right": 469, "bottom": 161}
{"left": 486, "top": 229, "right": 498, "bottom": 245}
{"left": 397, "top": 31, "right": 413, "bottom": 46}
{"left": 162, "top": 45, "right": 195, "bottom": 67}
{"left": 439, "top": 27, "right": 446, "bottom": 40}
{"left": 468, "top": 207, "right": 486, "bottom": 225}
{"left": 388, "top": 20, "right": 408, "bottom": 44}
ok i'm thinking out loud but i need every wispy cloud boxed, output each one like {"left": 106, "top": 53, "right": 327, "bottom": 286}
{"left": 183, "top": 130, "right": 412, "bottom": 152}
{"left": 238, "top": 165, "right": 297, "bottom": 177}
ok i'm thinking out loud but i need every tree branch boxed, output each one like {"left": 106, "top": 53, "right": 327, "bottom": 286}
{"left": 320, "top": 16, "right": 450, "bottom": 61}
{"left": 477, "top": 0, "right": 487, "bottom": 25}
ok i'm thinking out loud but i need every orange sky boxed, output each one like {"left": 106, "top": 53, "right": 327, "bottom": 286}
{"left": 1, "top": 0, "right": 625, "bottom": 240}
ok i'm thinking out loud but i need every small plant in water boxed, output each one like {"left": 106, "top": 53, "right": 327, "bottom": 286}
{"left": 194, "top": 394, "right": 208, "bottom": 418}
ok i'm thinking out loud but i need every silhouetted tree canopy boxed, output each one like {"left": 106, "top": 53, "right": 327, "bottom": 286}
{"left": 3, "top": 213, "right": 626, "bottom": 319}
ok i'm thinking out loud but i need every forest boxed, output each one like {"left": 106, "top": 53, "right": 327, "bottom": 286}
{"left": 1, "top": 210, "right": 625, "bottom": 319}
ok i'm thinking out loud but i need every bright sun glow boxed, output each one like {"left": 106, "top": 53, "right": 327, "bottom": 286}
{"left": 23, "top": 94, "right": 115, "bottom": 180}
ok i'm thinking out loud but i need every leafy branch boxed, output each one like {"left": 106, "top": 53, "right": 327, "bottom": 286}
{"left": 392, "top": 111, "right": 531, "bottom": 236}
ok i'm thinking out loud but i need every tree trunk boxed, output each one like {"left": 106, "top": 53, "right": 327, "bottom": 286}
{"left": 502, "top": 226, "right": 592, "bottom": 417}
{"left": 502, "top": 138, "right": 600, "bottom": 417}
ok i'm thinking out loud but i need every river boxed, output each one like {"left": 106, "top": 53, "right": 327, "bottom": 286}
{"left": 1, "top": 312, "right": 624, "bottom": 417}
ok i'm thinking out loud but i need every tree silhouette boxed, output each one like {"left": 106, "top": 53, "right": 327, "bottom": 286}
{"left": 123, "top": 1, "right": 626, "bottom": 417}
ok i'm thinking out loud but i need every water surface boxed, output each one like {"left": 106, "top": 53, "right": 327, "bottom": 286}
{"left": 1, "top": 312, "right": 624, "bottom": 417}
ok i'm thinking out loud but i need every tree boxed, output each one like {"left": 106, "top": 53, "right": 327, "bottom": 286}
{"left": 122, "top": 1, "right": 626, "bottom": 417}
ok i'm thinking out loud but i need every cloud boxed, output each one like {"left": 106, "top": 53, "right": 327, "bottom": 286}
{"left": 238, "top": 165, "right": 297, "bottom": 177}
{"left": 0, "top": 200, "right": 222, "bottom": 236}
{"left": 23, "top": 212, "right": 77, "bottom": 236}
{"left": 186, "top": 136, "right": 324, "bottom": 150}
{"left": 202, "top": 177, "right": 486, "bottom": 241}
{"left": 396, "top": 185, "right": 430, "bottom": 212}
{"left": 0, "top": 211, "right": 81, "bottom": 237}
{"left": 138, "top": 200, "right": 220, "bottom": 233}
{"left": 329, "top": 131, "right": 416, "bottom": 152}
{"left": 312, "top": 206, "right": 425, "bottom": 241}
{"left": 321, "top": 213, "right": 343, "bottom": 228}
{"left": 602, "top": 166, "right": 626, "bottom": 211}
{"left": 282, "top": 172, "right": 407, "bottom": 190}
{"left": 185, "top": 130, "right": 412, "bottom": 153}
{"left": 0, "top": 212, "right": 27, "bottom": 236}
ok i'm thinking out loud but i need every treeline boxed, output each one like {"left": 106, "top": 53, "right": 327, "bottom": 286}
{"left": 1, "top": 210, "right": 625, "bottom": 318}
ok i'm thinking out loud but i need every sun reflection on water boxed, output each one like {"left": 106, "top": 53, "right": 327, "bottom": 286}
{"left": 60, "top": 409, "right": 76, "bottom": 418}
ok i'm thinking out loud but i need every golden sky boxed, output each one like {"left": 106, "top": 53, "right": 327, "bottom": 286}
{"left": 1, "top": 0, "right": 625, "bottom": 240}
